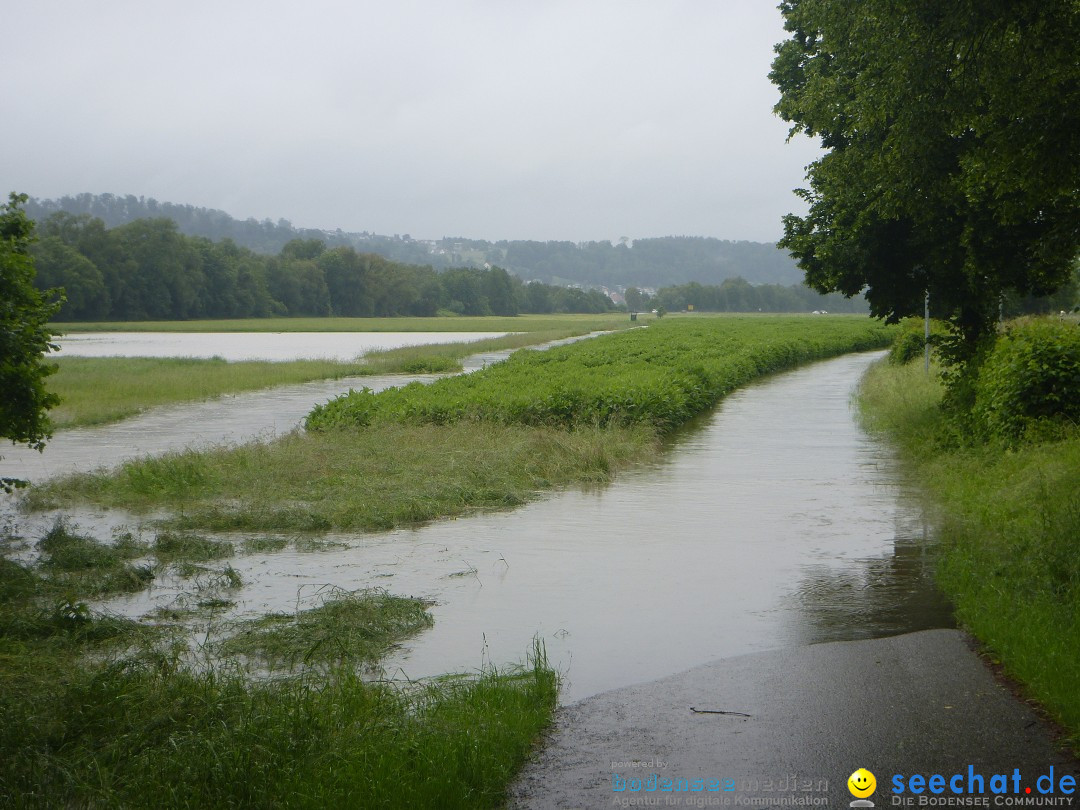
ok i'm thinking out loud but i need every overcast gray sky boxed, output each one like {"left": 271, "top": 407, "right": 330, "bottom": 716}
{"left": 3, "top": 0, "right": 822, "bottom": 243}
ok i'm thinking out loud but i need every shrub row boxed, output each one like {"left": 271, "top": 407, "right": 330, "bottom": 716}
{"left": 972, "top": 319, "right": 1080, "bottom": 444}
{"left": 306, "top": 316, "right": 893, "bottom": 434}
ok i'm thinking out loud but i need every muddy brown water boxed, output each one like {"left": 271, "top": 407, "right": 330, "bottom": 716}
{"left": 0, "top": 348, "right": 953, "bottom": 703}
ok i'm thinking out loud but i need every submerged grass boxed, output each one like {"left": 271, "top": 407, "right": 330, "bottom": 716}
{"left": 28, "top": 422, "right": 658, "bottom": 532}
{"left": 858, "top": 360, "right": 1080, "bottom": 746}
{"left": 221, "top": 588, "right": 434, "bottom": 669}
{"left": 1, "top": 520, "right": 560, "bottom": 807}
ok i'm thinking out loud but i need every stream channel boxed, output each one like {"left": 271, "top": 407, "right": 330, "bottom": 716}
{"left": 0, "top": 337, "right": 954, "bottom": 704}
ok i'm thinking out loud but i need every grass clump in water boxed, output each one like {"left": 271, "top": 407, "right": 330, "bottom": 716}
{"left": 221, "top": 587, "right": 434, "bottom": 670}
{"left": 0, "top": 557, "right": 557, "bottom": 808}
{"left": 36, "top": 521, "right": 154, "bottom": 597}
{"left": 152, "top": 531, "right": 234, "bottom": 561}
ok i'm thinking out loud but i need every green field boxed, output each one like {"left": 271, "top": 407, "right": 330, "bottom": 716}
{"left": 51, "top": 313, "right": 644, "bottom": 333}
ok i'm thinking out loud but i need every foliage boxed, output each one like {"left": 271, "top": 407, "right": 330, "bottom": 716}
{"left": 771, "top": 1, "right": 1080, "bottom": 363}
{"left": 888, "top": 318, "right": 948, "bottom": 366}
{"left": 30, "top": 211, "right": 620, "bottom": 320}
{"left": 306, "top": 316, "right": 893, "bottom": 434}
{"left": 972, "top": 320, "right": 1080, "bottom": 444}
{"left": 651, "top": 277, "right": 867, "bottom": 314}
{"left": 0, "top": 192, "right": 63, "bottom": 492}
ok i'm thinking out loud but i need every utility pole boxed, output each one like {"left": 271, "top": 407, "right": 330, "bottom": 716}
{"left": 924, "top": 290, "right": 931, "bottom": 375}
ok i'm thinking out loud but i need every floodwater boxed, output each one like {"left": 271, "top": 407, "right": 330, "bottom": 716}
{"left": 55, "top": 331, "right": 512, "bottom": 361}
{"left": 1, "top": 348, "right": 953, "bottom": 704}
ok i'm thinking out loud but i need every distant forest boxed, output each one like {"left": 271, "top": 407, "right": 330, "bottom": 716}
{"left": 27, "top": 210, "right": 867, "bottom": 321}
{"left": 25, "top": 193, "right": 807, "bottom": 288}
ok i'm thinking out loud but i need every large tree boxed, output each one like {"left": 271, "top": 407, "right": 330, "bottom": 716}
{"left": 0, "top": 193, "right": 63, "bottom": 492}
{"left": 771, "top": 0, "right": 1080, "bottom": 365}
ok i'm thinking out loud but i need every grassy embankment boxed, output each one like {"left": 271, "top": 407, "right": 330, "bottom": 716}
{"left": 29, "top": 315, "right": 893, "bottom": 532}
{"left": 858, "top": 335, "right": 1080, "bottom": 746}
{"left": 48, "top": 314, "right": 641, "bottom": 429}
{"left": 0, "top": 520, "right": 558, "bottom": 807}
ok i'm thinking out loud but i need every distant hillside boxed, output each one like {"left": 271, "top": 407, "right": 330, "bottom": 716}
{"left": 25, "top": 193, "right": 804, "bottom": 288}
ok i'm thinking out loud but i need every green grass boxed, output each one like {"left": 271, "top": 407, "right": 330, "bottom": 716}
{"left": 858, "top": 359, "right": 1080, "bottom": 747}
{"left": 52, "top": 313, "right": 641, "bottom": 333}
{"left": 1, "top": 521, "right": 559, "bottom": 807}
{"left": 220, "top": 588, "right": 435, "bottom": 670}
{"left": 36, "top": 521, "right": 155, "bottom": 598}
{"left": 308, "top": 315, "right": 894, "bottom": 433}
{"left": 48, "top": 356, "right": 375, "bottom": 429}
{"left": 27, "top": 422, "right": 658, "bottom": 532}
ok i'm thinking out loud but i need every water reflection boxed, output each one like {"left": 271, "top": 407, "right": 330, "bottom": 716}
{"left": 782, "top": 522, "right": 955, "bottom": 646}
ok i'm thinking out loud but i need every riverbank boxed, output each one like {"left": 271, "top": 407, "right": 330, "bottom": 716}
{"left": 858, "top": 359, "right": 1080, "bottom": 748}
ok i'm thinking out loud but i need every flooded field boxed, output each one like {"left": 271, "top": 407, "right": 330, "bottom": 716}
{"left": 1, "top": 349, "right": 952, "bottom": 704}
{"left": 54, "top": 330, "right": 513, "bottom": 361}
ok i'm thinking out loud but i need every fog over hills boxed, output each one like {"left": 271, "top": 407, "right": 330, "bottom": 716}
{"left": 25, "top": 193, "right": 803, "bottom": 290}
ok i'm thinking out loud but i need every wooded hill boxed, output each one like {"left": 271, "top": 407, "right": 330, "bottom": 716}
{"left": 25, "top": 193, "right": 803, "bottom": 289}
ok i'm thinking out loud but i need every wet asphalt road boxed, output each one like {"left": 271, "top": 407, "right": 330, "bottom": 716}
{"left": 509, "top": 630, "right": 1078, "bottom": 809}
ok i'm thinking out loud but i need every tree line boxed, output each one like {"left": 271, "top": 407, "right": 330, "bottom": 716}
{"left": 28, "top": 212, "right": 619, "bottom": 320}
{"left": 24, "top": 194, "right": 805, "bottom": 289}
{"left": 629, "top": 278, "right": 868, "bottom": 314}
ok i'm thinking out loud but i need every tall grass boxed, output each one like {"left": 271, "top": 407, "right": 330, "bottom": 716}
{"left": 28, "top": 422, "right": 658, "bottom": 532}
{"left": 858, "top": 359, "right": 1080, "bottom": 745}
{"left": 1, "top": 524, "right": 559, "bottom": 807}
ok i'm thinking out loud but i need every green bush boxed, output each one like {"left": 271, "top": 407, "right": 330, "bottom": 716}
{"left": 973, "top": 319, "right": 1080, "bottom": 443}
{"left": 888, "top": 317, "right": 946, "bottom": 365}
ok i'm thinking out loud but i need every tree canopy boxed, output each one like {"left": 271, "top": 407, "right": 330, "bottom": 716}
{"left": 0, "top": 193, "right": 62, "bottom": 492}
{"left": 771, "top": 0, "right": 1080, "bottom": 361}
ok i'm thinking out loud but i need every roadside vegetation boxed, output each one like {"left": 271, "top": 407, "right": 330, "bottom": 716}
{"left": 29, "top": 316, "right": 892, "bottom": 532}
{"left": 859, "top": 317, "right": 1080, "bottom": 746}
{"left": 0, "top": 520, "right": 558, "bottom": 807}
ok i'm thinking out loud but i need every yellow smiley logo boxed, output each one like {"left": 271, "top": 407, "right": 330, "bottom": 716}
{"left": 848, "top": 768, "right": 877, "bottom": 798}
